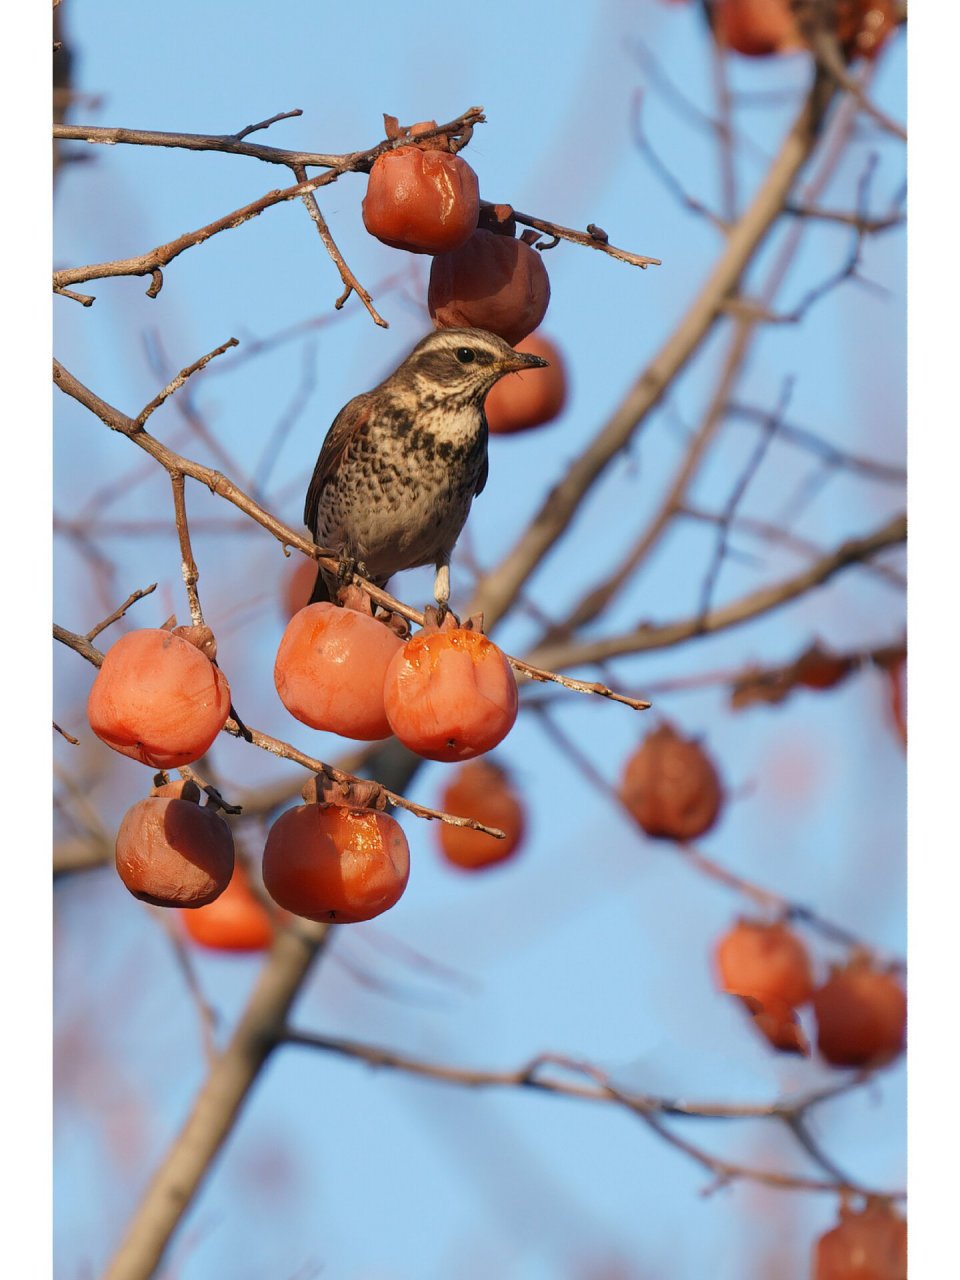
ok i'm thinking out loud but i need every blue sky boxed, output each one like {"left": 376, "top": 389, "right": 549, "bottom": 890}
{"left": 51, "top": 3, "right": 907, "bottom": 1277}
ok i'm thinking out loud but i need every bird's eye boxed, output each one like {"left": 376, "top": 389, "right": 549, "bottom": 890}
{"left": 455, "top": 347, "right": 476, "bottom": 364}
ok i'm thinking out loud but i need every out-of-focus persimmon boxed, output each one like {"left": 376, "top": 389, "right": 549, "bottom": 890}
{"left": 483, "top": 334, "right": 568, "bottom": 435}
{"left": 428, "top": 228, "right": 550, "bottom": 346}
{"left": 282, "top": 556, "right": 320, "bottom": 621}
{"left": 383, "top": 624, "right": 518, "bottom": 763}
{"left": 711, "top": 0, "right": 804, "bottom": 56}
{"left": 813, "top": 958, "right": 906, "bottom": 1068}
{"left": 714, "top": 919, "right": 816, "bottom": 1008}
{"left": 181, "top": 862, "right": 275, "bottom": 951}
{"left": 362, "top": 121, "right": 480, "bottom": 255}
{"left": 262, "top": 802, "right": 410, "bottom": 924}
{"left": 836, "top": 0, "right": 898, "bottom": 61}
{"left": 115, "top": 781, "right": 234, "bottom": 908}
{"left": 740, "top": 995, "right": 810, "bottom": 1056}
{"left": 619, "top": 723, "right": 724, "bottom": 841}
{"left": 87, "top": 628, "right": 231, "bottom": 769}
{"left": 814, "top": 1199, "right": 907, "bottom": 1280}
{"left": 437, "top": 759, "right": 526, "bottom": 870}
{"left": 274, "top": 600, "right": 403, "bottom": 740}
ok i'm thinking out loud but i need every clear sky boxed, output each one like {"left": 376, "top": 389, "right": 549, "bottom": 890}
{"left": 51, "top": 3, "right": 907, "bottom": 1277}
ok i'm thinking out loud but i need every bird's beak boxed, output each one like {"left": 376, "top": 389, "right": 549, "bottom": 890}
{"left": 498, "top": 349, "right": 549, "bottom": 373}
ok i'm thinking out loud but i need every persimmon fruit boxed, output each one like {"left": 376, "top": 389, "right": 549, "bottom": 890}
{"left": 262, "top": 802, "right": 410, "bottom": 923}
{"left": 437, "top": 759, "right": 526, "bottom": 870}
{"left": 428, "top": 228, "right": 550, "bottom": 346}
{"left": 619, "top": 723, "right": 724, "bottom": 841}
{"left": 711, "top": 0, "right": 804, "bottom": 56}
{"left": 837, "top": 0, "right": 898, "bottom": 61}
{"left": 714, "top": 919, "right": 815, "bottom": 1008}
{"left": 87, "top": 628, "right": 231, "bottom": 769}
{"left": 181, "top": 862, "right": 275, "bottom": 951}
{"left": 813, "top": 960, "right": 906, "bottom": 1068}
{"left": 274, "top": 601, "right": 403, "bottom": 740}
{"left": 362, "top": 122, "right": 480, "bottom": 255}
{"left": 282, "top": 556, "right": 319, "bottom": 621}
{"left": 115, "top": 784, "right": 234, "bottom": 908}
{"left": 483, "top": 334, "right": 568, "bottom": 435}
{"left": 814, "top": 1200, "right": 907, "bottom": 1280}
{"left": 383, "top": 626, "right": 518, "bottom": 762}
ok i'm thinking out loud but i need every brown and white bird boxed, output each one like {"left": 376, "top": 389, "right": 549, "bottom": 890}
{"left": 304, "top": 327, "right": 548, "bottom": 611}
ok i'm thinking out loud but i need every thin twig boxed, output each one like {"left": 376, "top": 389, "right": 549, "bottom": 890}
{"left": 85, "top": 583, "right": 158, "bottom": 640}
{"left": 170, "top": 473, "right": 203, "bottom": 627}
{"left": 137, "top": 338, "right": 239, "bottom": 426}
{"left": 291, "top": 161, "right": 388, "bottom": 326}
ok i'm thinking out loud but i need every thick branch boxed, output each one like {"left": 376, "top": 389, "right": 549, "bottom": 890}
{"left": 468, "top": 72, "right": 836, "bottom": 629}
{"left": 524, "top": 514, "right": 905, "bottom": 672}
{"left": 102, "top": 922, "right": 330, "bottom": 1280}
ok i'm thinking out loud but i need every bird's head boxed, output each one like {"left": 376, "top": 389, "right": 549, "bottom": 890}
{"left": 394, "top": 327, "right": 549, "bottom": 406}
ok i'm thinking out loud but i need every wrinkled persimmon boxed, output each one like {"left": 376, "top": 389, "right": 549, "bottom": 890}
{"left": 362, "top": 123, "right": 480, "bottom": 255}
{"left": 813, "top": 959, "right": 906, "bottom": 1068}
{"left": 619, "top": 723, "right": 724, "bottom": 841}
{"left": 262, "top": 802, "right": 410, "bottom": 924}
{"left": 282, "top": 556, "right": 320, "bottom": 621}
{"left": 87, "top": 628, "right": 231, "bottom": 769}
{"left": 714, "top": 919, "right": 815, "bottom": 1009}
{"left": 483, "top": 334, "right": 568, "bottom": 435}
{"left": 383, "top": 627, "right": 518, "bottom": 763}
{"left": 274, "top": 601, "right": 403, "bottom": 740}
{"left": 428, "top": 229, "right": 550, "bottom": 346}
{"left": 115, "top": 785, "right": 234, "bottom": 908}
{"left": 437, "top": 759, "right": 526, "bottom": 870}
{"left": 181, "top": 862, "right": 275, "bottom": 952}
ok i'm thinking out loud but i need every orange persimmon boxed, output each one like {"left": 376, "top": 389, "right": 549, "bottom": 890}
{"left": 714, "top": 919, "right": 816, "bottom": 1009}
{"left": 87, "top": 628, "right": 231, "bottom": 769}
{"left": 362, "top": 123, "right": 480, "bottom": 255}
{"left": 383, "top": 626, "right": 518, "bottom": 763}
{"left": 619, "top": 723, "right": 724, "bottom": 841}
{"left": 814, "top": 1200, "right": 907, "bottom": 1280}
{"left": 115, "top": 783, "right": 234, "bottom": 908}
{"left": 813, "top": 959, "right": 906, "bottom": 1068}
{"left": 274, "top": 601, "right": 403, "bottom": 740}
{"left": 262, "top": 802, "right": 410, "bottom": 924}
{"left": 437, "top": 759, "right": 526, "bottom": 870}
{"left": 181, "top": 862, "right": 275, "bottom": 951}
{"left": 483, "top": 334, "right": 568, "bottom": 435}
{"left": 711, "top": 0, "right": 804, "bottom": 56}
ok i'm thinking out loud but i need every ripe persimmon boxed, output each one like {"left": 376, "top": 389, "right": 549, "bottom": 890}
{"left": 87, "top": 628, "right": 231, "bottom": 769}
{"left": 814, "top": 1200, "right": 907, "bottom": 1280}
{"left": 813, "top": 959, "right": 906, "bottom": 1068}
{"left": 274, "top": 600, "right": 403, "bottom": 741}
{"left": 483, "top": 334, "right": 568, "bottom": 435}
{"left": 711, "top": 0, "right": 804, "bottom": 56}
{"left": 619, "top": 723, "right": 724, "bottom": 841}
{"left": 362, "top": 121, "right": 480, "bottom": 255}
{"left": 428, "top": 229, "right": 550, "bottom": 346}
{"left": 714, "top": 919, "right": 815, "bottom": 1009}
{"left": 181, "top": 862, "right": 275, "bottom": 951}
{"left": 383, "top": 623, "right": 518, "bottom": 762}
{"left": 437, "top": 759, "right": 525, "bottom": 870}
{"left": 262, "top": 802, "right": 410, "bottom": 924}
{"left": 115, "top": 782, "right": 234, "bottom": 907}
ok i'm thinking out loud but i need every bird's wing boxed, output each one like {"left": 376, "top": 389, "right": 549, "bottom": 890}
{"left": 474, "top": 413, "right": 490, "bottom": 497}
{"left": 303, "top": 394, "right": 373, "bottom": 534}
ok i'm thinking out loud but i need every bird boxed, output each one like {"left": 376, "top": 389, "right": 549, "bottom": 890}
{"left": 304, "top": 326, "right": 548, "bottom": 614}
